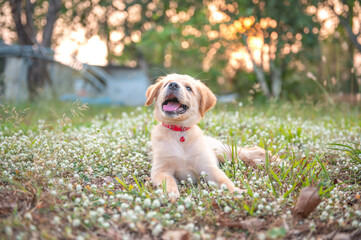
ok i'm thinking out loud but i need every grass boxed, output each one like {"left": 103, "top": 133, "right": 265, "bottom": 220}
{"left": 0, "top": 100, "right": 360, "bottom": 239}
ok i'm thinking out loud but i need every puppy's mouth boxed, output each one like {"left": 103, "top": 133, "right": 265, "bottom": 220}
{"left": 162, "top": 95, "right": 188, "bottom": 115}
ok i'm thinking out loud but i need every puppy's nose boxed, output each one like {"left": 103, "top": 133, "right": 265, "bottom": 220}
{"left": 168, "top": 82, "right": 180, "bottom": 90}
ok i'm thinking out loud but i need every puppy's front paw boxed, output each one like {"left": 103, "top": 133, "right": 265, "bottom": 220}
{"left": 231, "top": 187, "right": 246, "bottom": 195}
{"left": 167, "top": 186, "right": 180, "bottom": 203}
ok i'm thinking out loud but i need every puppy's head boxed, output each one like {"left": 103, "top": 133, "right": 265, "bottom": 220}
{"left": 145, "top": 74, "right": 217, "bottom": 126}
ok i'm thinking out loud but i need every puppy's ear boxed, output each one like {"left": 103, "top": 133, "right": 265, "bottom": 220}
{"left": 145, "top": 77, "right": 164, "bottom": 106}
{"left": 198, "top": 81, "right": 217, "bottom": 117}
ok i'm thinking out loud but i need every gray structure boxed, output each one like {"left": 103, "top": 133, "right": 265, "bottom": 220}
{"left": 0, "top": 43, "right": 149, "bottom": 106}
{"left": 99, "top": 65, "right": 148, "bottom": 106}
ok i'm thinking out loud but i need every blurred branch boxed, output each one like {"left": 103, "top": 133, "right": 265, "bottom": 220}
{"left": 329, "top": 1, "right": 361, "bottom": 52}
{"left": 42, "top": 0, "right": 61, "bottom": 47}
{"left": 241, "top": 34, "right": 271, "bottom": 98}
{"left": 25, "top": 0, "right": 37, "bottom": 44}
{"left": 9, "top": 0, "right": 35, "bottom": 45}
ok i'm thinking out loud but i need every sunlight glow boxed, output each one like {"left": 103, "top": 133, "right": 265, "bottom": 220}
{"left": 77, "top": 36, "right": 108, "bottom": 65}
{"left": 55, "top": 33, "right": 108, "bottom": 66}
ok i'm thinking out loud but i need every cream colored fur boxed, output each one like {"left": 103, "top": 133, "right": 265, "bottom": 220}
{"left": 145, "top": 74, "right": 279, "bottom": 199}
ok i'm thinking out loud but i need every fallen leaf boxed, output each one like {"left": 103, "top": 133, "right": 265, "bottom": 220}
{"left": 218, "top": 217, "right": 266, "bottom": 231}
{"left": 350, "top": 229, "right": 361, "bottom": 240}
{"left": 211, "top": 200, "right": 221, "bottom": 210}
{"left": 324, "top": 231, "right": 352, "bottom": 240}
{"left": 162, "top": 230, "right": 190, "bottom": 240}
{"left": 293, "top": 187, "right": 321, "bottom": 219}
{"left": 333, "top": 179, "right": 348, "bottom": 189}
{"left": 332, "top": 233, "right": 351, "bottom": 240}
{"left": 355, "top": 194, "right": 360, "bottom": 200}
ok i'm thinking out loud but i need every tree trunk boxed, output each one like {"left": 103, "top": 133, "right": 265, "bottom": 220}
{"left": 241, "top": 34, "right": 271, "bottom": 98}
{"left": 9, "top": 0, "right": 61, "bottom": 98}
{"left": 270, "top": 61, "right": 282, "bottom": 99}
{"left": 27, "top": 58, "right": 51, "bottom": 98}
{"left": 10, "top": 0, "right": 35, "bottom": 45}
{"left": 253, "top": 63, "right": 271, "bottom": 98}
{"left": 42, "top": 0, "right": 61, "bottom": 47}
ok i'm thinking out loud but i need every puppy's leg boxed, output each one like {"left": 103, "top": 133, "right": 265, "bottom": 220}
{"left": 205, "top": 136, "right": 232, "bottom": 163}
{"left": 239, "top": 146, "right": 281, "bottom": 167}
{"left": 206, "top": 136, "right": 280, "bottom": 166}
{"left": 205, "top": 167, "right": 242, "bottom": 194}
{"left": 152, "top": 172, "right": 180, "bottom": 199}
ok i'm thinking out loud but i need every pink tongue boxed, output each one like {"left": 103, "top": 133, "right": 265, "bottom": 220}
{"left": 163, "top": 102, "right": 181, "bottom": 111}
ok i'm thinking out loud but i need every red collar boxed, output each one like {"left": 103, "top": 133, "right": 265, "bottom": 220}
{"left": 162, "top": 122, "right": 191, "bottom": 132}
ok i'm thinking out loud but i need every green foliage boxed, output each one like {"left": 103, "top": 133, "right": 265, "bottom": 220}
{"left": 0, "top": 101, "right": 361, "bottom": 238}
{"left": 1, "top": 0, "right": 359, "bottom": 98}
{"left": 329, "top": 142, "right": 361, "bottom": 165}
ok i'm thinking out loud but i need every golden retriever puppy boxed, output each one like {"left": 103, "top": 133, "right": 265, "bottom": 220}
{"left": 145, "top": 74, "right": 278, "bottom": 198}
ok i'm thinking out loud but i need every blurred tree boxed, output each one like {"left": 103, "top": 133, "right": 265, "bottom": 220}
{"left": 1, "top": 0, "right": 323, "bottom": 99}
{"left": 208, "top": 0, "right": 320, "bottom": 99}
{"left": 315, "top": 0, "right": 360, "bottom": 94}
{"left": 325, "top": 0, "right": 361, "bottom": 52}
{"left": 7, "top": 0, "right": 61, "bottom": 98}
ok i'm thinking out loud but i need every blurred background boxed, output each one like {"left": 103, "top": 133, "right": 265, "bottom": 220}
{"left": 0, "top": 0, "right": 360, "bottom": 105}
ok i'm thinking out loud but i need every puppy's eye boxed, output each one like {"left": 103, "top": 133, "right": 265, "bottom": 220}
{"left": 186, "top": 86, "right": 192, "bottom": 91}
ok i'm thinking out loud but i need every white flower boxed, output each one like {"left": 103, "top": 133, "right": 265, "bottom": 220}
{"left": 72, "top": 219, "right": 81, "bottom": 227}
{"left": 187, "top": 176, "right": 193, "bottom": 183}
{"left": 97, "top": 207, "right": 105, "bottom": 215}
{"left": 103, "top": 222, "right": 110, "bottom": 228}
{"left": 146, "top": 211, "right": 157, "bottom": 219}
{"left": 53, "top": 216, "right": 61, "bottom": 224}
{"left": 352, "top": 220, "right": 359, "bottom": 227}
{"left": 134, "top": 205, "right": 142, "bottom": 213}
{"left": 24, "top": 212, "right": 32, "bottom": 220}
{"left": 89, "top": 211, "right": 97, "bottom": 218}
{"left": 5, "top": 226, "right": 13, "bottom": 236}
{"left": 152, "top": 224, "right": 163, "bottom": 236}
{"left": 76, "top": 185, "right": 82, "bottom": 192}
{"left": 154, "top": 189, "right": 163, "bottom": 195}
{"left": 143, "top": 198, "right": 151, "bottom": 207}
{"left": 76, "top": 236, "right": 85, "bottom": 240}
{"left": 184, "top": 223, "right": 195, "bottom": 232}
{"left": 224, "top": 206, "right": 232, "bottom": 213}
{"left": 112, "top": 214, "right": 120, "bottom": 221}
{"left": 177, "top": 205, "right": 185, "bottom": 213}
{"left": 97, "top": 217, "right": 104, "bottom": 223}
{"left": 121, "top": 203, "right": 129, "bottom": 210}
{"left": 152, "top": 199, "right": 161, "bottom": 208}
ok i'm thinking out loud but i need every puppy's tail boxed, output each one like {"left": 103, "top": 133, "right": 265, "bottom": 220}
{"left": 205, "top": 136, "right": 280, "bottom": 167}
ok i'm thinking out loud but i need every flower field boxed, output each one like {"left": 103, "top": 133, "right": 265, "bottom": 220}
{"left": 0, "top": 102, "right": 360, "bottom": 239}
